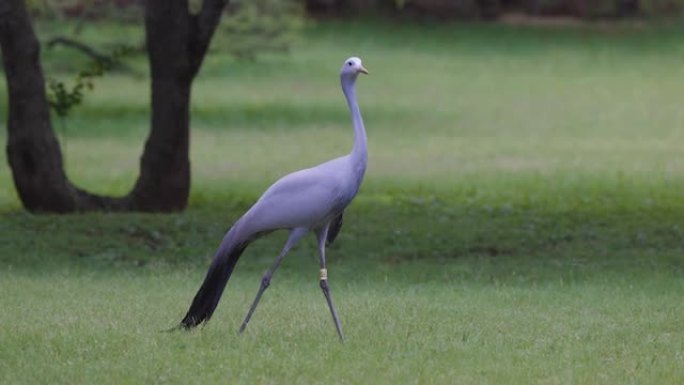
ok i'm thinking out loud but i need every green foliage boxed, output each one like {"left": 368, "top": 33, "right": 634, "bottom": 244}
{"left": 517, "top": 0, "right": 684, "bottom": 17}
{"left": 393, "top": 0, "right": 409, "bottom": 10}
{"left": 310, "top": 0, "right": 684, "bottom": 18}
{"left": 640, "top": 0, "right": 684, "bottom": 14}
{"left": 25, "top": 0, "right": 143, "bottom": 22}
{"left": 46, "top": 44, "right": 131, "bottom": 118}
{"left": 218, "top": 0, "right": 304, "bottom": 61}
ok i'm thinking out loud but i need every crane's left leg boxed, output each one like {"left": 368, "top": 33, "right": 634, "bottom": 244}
{"left": 317, "top": 226, "right": 345, "bottom": 341}
{"left": 239, "top": 227, "right": 307, "bottom": 334}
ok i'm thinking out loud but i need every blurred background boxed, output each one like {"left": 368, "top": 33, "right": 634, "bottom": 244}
{"left": 1, "top": 1, "right": 683, "bottom": 384}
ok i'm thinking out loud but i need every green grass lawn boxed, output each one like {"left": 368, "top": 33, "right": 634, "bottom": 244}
{"left": 1, "top": 19, "right": 684, "bottom": 384}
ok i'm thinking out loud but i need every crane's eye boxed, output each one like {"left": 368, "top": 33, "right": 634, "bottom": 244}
{"left": 347, "top": 62, "right": 353, "bottom": 66}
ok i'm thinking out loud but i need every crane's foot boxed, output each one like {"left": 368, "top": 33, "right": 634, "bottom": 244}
{"left": 320, "top": 278, "right": 345, "bottom": 342}
{"left": 239, "top": 273, "right": 272, "bottom": 334}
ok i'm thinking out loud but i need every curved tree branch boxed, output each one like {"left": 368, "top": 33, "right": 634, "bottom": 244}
{"left": 47, "top": 36, "right": 112, "bottom": 63}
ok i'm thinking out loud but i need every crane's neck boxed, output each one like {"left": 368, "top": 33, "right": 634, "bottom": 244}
{"left": 341, "top": 76, "right": 368, "bottom": 171}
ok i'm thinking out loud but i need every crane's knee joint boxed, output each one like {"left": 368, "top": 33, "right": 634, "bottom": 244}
{"left": 261, "top": 275, "right": 271, "bottom": 289}
{"left": 319, "top": 279, "right": 330, "bottom": 292}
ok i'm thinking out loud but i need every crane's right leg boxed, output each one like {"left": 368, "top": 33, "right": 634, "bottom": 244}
{"left": 239, "top": 227, "right": 308, "bottom": 334}
{"left": 316, "top": 226, "right": 345, "bottom": 341}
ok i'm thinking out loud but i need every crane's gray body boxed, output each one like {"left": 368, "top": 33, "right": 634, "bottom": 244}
{"left": 179, "top": 57, "right": 369, "bottom": 341}
{"left": 235, "top": 153, "right": 365, "bottom": 238}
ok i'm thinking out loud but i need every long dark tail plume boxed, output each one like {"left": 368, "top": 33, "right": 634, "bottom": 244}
{"left": 180, "top": 238, "right": 249, "bottom": 329}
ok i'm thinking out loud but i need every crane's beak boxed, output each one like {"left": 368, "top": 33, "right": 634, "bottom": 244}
{"left": 358, "top": 66, "right": 369, "bottom": 75}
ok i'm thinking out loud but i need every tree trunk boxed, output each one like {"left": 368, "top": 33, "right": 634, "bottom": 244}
{"left": 128, "top": 0, "right": 195, "bottom": 211}
{"left": 0, "top": 0, "right": 228, "bottom": 213}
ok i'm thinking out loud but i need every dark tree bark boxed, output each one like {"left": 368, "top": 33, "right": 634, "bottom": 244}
{"left": 0, "top": 0, "right": 228, "bottom": 212}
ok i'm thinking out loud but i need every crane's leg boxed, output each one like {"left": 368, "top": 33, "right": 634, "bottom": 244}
{"left": 239, "top": 227, "right": 307, "bottom": 334}
{"left": 316, "top": 226, "right": 345, "bottom": 341}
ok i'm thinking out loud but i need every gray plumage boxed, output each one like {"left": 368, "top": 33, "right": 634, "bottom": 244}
{"left": 178, "top": 57, "right": 369, "bottom": 341}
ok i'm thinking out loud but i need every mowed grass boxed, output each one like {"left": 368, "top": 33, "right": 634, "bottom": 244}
{"left": 1, "top": 19, "right": 684, "bottom": 384}
{"left": 1, "top": 267, "right": 682, "bottom": 384}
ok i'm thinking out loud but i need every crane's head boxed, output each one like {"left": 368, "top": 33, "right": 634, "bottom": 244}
{"left": 341, "top": 57, "right": 369, "bottom": 78}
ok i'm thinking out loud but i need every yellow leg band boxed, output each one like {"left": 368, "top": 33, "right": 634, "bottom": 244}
{"left": 319, "top": 268, "right": 328, "bottom": 280}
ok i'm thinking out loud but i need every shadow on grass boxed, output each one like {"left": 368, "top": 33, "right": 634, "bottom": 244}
{"left": 2, "top": 190, "right": 682, "bottom": 286}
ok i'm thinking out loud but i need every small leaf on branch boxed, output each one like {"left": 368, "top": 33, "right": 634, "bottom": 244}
{"left": 46, "top": 44, "right": 133, "bottom": 119}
